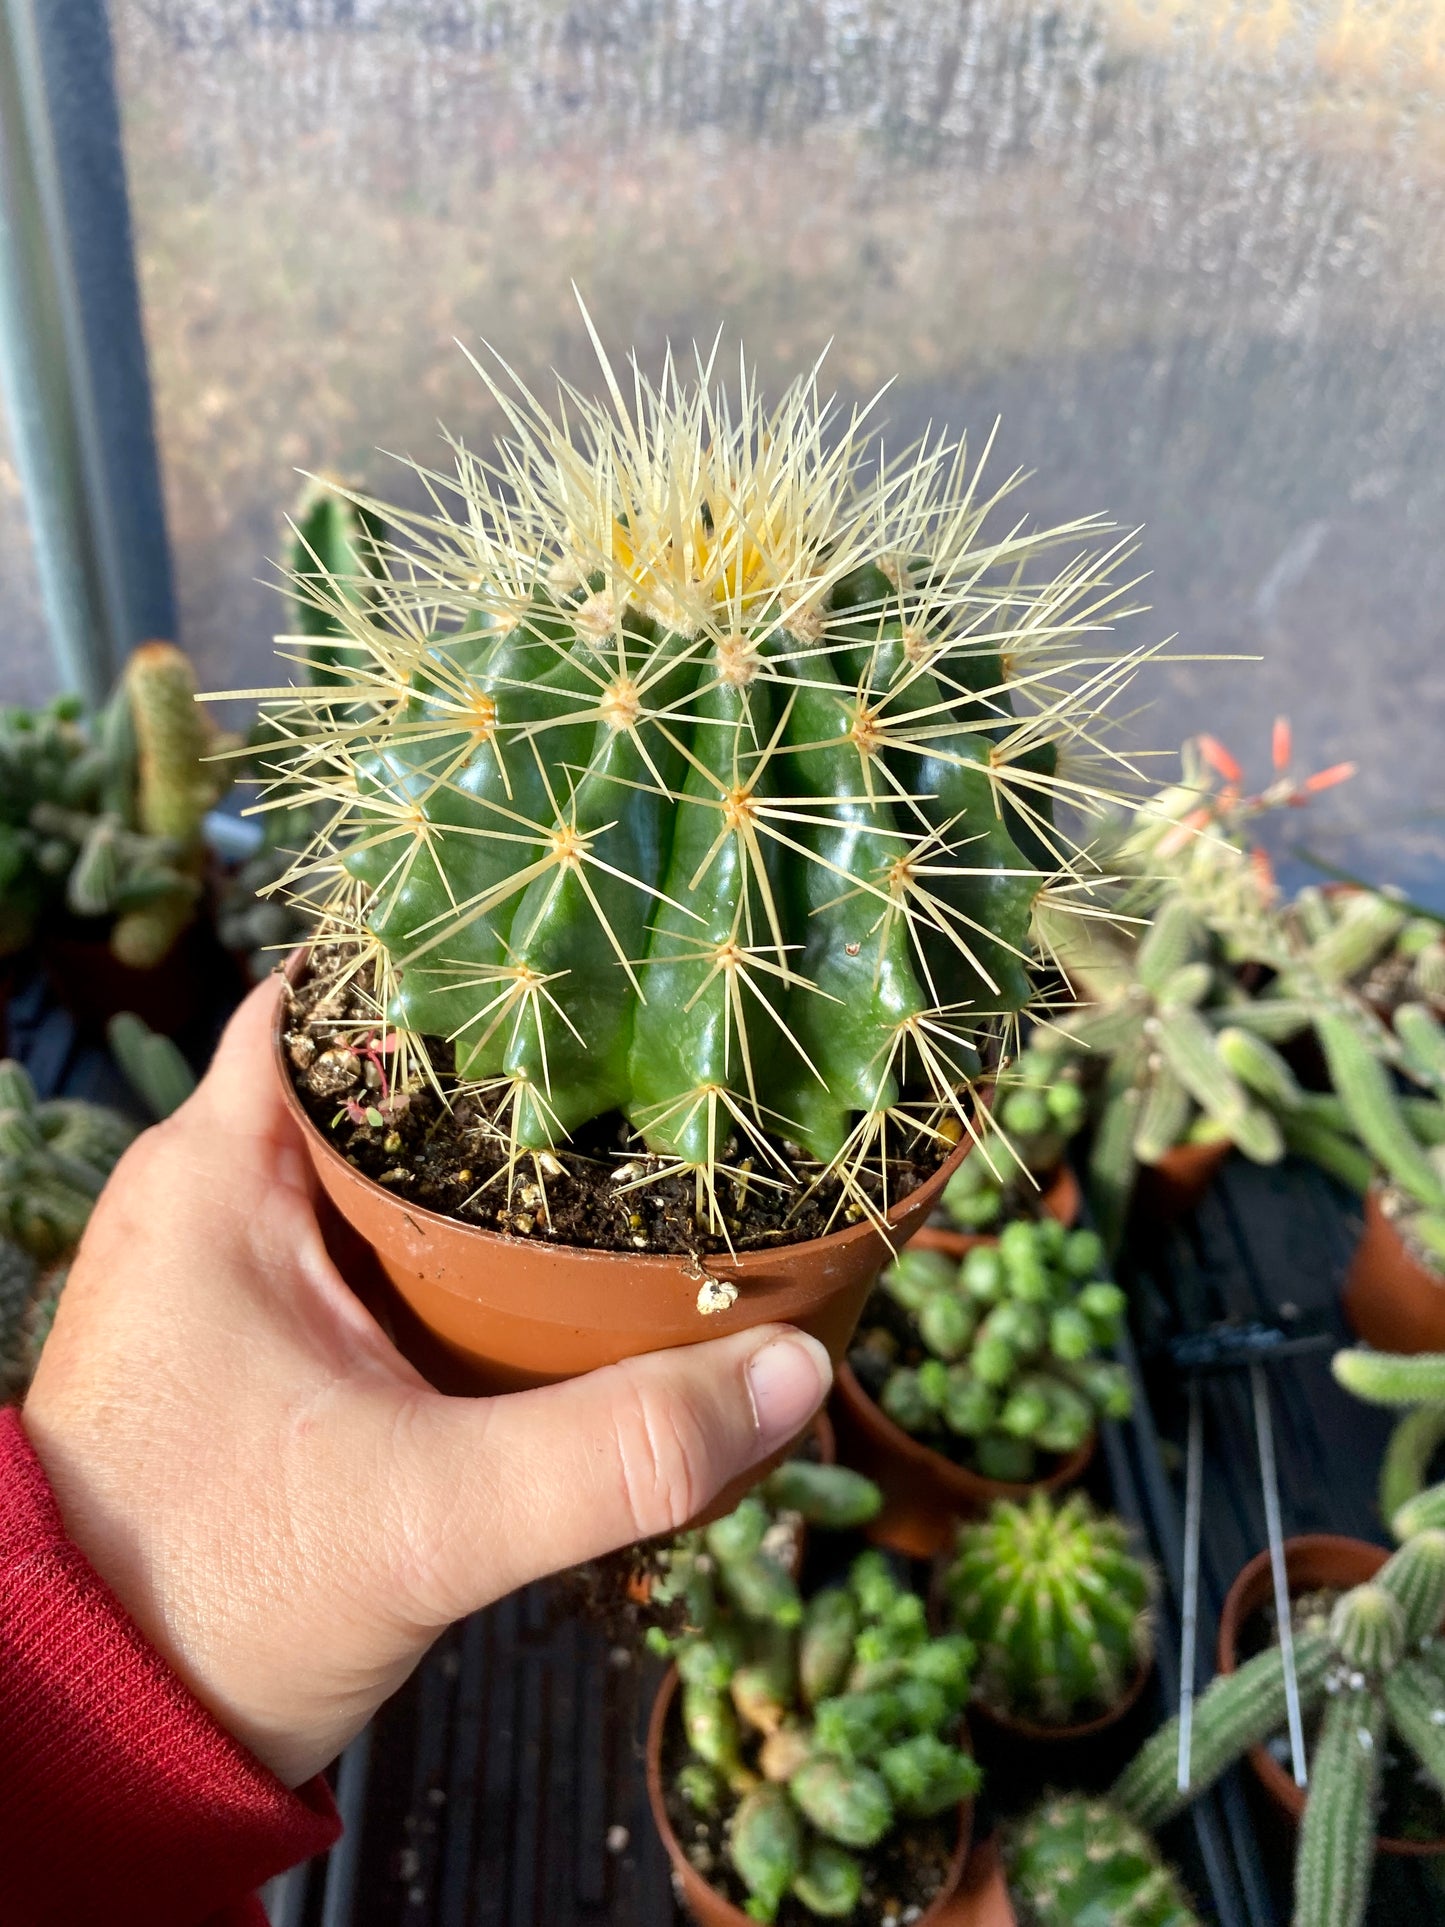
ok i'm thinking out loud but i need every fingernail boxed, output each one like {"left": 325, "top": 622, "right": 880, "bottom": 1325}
{"left": 746, "top": 1332, "right": 833, "bottom": 1449}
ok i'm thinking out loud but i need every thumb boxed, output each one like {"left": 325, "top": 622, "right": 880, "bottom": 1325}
{"left": 391, "top": 1324, "right": 833, "bottom": 1621}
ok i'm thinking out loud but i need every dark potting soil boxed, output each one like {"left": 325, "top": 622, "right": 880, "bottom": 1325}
{"left": 660, "top": 1699, "right": 960, "bottom": 1927}
{"left": 281, "top": 955, "right": 949, "bottom": 1257}
{"left": 846, "top": 1285, "right": 1075, "bottom": 1485}
{"left": 1241, "top": 1589, "right": 1445, "bottom": 1845}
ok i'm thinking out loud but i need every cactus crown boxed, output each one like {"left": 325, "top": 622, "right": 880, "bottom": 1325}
{"left": 946, "top": 1492, "right": 1155, "bottom": 1726}
{"left": 853, "top": 1214, "right": 1131, "bottom": 1484}
{"left": 1005, "top": 1794, "right": 1200, "bottom": 1927}
{"left": 238, "top": 324, "right": 1152, "bottom": 1227}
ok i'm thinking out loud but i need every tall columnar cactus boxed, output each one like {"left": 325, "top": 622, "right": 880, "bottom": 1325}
{"left": 945, "top": 1492, "right": 1154, "bottom": 1726}
{"left": 649, "top": 1485, "right": 979, "bottom": 1921}
{"left": 0, "top": 1060, "right": 135, "bottom": 1261}
{"left": 1004, "top": 1794, "right": 1200, "bottom": 1927}
{"left": 853, "top": 1216, "right": 1131, "bottom": 1482}
{"left": 1333, "top": 1347, "right": 1445, "bottom": 1538}
{"left": 1114, "top": 1531, "right": 1445, "bottom": 1927}
{"left": 242, "top": 331, "right": 1150, "bottom": 1215}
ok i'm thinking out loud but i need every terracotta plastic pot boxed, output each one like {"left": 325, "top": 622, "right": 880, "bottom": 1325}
{"left": 913, "top": 1164, "right": 1082, "bottom": 1259}
{"left": 949, "top": 1838, "right": 1018, "bottom": 1927}
{"left": 830, "top": 1363, "right": 1095, "bottom": 1560}
{"left": 1343, "top": 1185, "right": 1445, "bottom": 1354}
{"left": 1137, "top": 1138, "right": 1231, "bottom": 1219}
{"left": 274, "top": 955, "right": 969, "bottom": 1399}
{"left": 1217, "top": 1534, "right": 1445, "bottom": 1858}
{"left": 645, "top": 1666, "right": 976, "bottom": 1927}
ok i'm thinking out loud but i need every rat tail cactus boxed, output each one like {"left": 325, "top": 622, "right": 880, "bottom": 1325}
{"left": 1005, "top": 1794, "right": 1200, "bottom": 1927}
{"left": 945, "top": 1492, "right": 1154, "bottom": 1726}
{"left": 241, "top": 320, "right": 1153, "bottom": 1225}
{"left": 1333, "top": 1348, "right": 1445, "bottom": 1538}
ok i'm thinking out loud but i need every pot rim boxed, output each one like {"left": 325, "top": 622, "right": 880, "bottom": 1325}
{"left": 1217, "top": 1532, "right": 1445, "bottom": 1858}
{"left": 968, "top": 1650, "right": 1155, "bottom": 1745}
{"left": 273, "top": 947, "right": 971, "bottom": 1274}
{"left": 644, "top": 1664, "right": 975, "bottom": 1927}
{"left": 834, "top": 1361, "right": 1096, "bottom": 1507}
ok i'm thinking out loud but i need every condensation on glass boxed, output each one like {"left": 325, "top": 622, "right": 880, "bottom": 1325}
{"left": 0, "top": 389, "right": 54, "bottom": 704}
{"left": 110, "top": 0, "right": 1445, "bottom": 892}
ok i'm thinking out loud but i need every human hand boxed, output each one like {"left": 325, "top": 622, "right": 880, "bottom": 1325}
{"left": 22, "top": 981, "right": 832, "bottom": 1787}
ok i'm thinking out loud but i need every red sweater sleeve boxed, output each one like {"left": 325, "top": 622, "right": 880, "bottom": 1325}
{"left": 0, "top": 1406, "right": 341, "bottom": 1926}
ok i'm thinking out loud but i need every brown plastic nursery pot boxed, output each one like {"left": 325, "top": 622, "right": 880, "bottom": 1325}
{"left": 1343, "top": 1184, "right": 1445, "bottom": 1354}
{"left": 966, "top": 1651, "right": 1155, "bottom": 1751}
{"left": 830, "top": 1363, "right": 1095, "bottom": 1560}
{"left": 1217, "top": 1534, "right": 1445, "bottom": 1858}
{"left": 645, "top": 1666, "right": 976, "bottom": 1927}
{"left": 274, "top": 954, "right": 969, "bottom": 1400}
{"left": 1136, "top": 1138, "right": 1231, "bottom": 1219}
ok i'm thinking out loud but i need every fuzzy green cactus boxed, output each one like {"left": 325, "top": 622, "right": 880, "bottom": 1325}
{"left": 651, "top": 1489, "right": 979, "bottom": 1922}
{"left": 106, "top": 1013, "right": 197, "bottom": 1121}
{"left": 945, "top": 1492, "right": 1155, "bottom": 1727}
{"left": 938, "top": 1045, "right": 1086, "bottom": 1231}
{"left": 1004, "top": 1794, "right": 1200, "bottom": 1927}
{"left": 853, "top": 1215, "right": 1130, "bottom": 1482}
{"left": 238, "top": 331, "right": 1151, "bottom": 1221}
{"left": 1115, "top": 1531, "right": 1445, "bottom": 1927}
{"left": 0, "top": 1060, "right": 135, "bottom": 1261}
{"left": 1333, "top": 1346, "right": 1445, "bottom": 1538}
{"left": 0, "top": 695, "right": 96, "bottom": 957}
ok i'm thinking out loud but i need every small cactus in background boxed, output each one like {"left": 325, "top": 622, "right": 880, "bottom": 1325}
{"left": 1333, "top": 1347, "right": 1445, "bottom": 1538}
{"left": 945, "top": 1492, "right": 1154, "bottom": 1727}
{"left": 0, "top": 1235, "right": 38, "bottom": 1399}
{"left": 938, "top": 1044, "right": 1086, "bottom": 1231}
{"left": 650, "top": 1483, "right": 980, "bottom": 1921}
{"left": 1004, "top": 1794, "right": 1200, "bottom": 1927}
{"left": 0, "top": 1059, "right": 135, "bottom": 1261}
{"left": 106, "top": 1013, "right": 197, "bottom": 1121}
{"left": 0, "top": 695, "right": 94, "bottom": 957}
{"left": 1113, "top": 1530, "right": 1445, "bottom": 1927}
{"left": 234, "top": 322, "right": 1155, "bottom": 1228}
{"left": 852, "top": 1216, "right": 1130, "bottom": 1482}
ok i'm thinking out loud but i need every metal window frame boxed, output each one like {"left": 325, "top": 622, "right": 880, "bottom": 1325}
{"left": 0, "top": 0, "right": 173, "bottom": 705}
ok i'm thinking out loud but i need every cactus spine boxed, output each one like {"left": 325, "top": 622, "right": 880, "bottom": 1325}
{"left": 1004, "top": 1795, "right": 1200, "bottom": 1927}
{"left": 945, "top": 1493, "right": 1154, "bottom": 1726}
{"left": 235, "top": 326, "right": 1153, "bottom": 1217}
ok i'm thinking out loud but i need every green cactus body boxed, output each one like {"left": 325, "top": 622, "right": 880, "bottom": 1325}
{"left": 1317, "top": 1011, "right": 1445, "bottom": 1209}
{"left": 728, "top": 1783, "right": 804, "bottom": 1921}
{"left": 1089, "top": 1073, "right": 1142, "bottom": 1254}
{"left": 790, "top": 1839, "right": 863, "bottom": 1918}
{"left": 731, "top": 1627, "right": 798, "bottom": 1736}
{"left": 787, "top": 1756, "right": 894, "bottom": 1849}
{"left": 1381, "top": 1655, "right": 1445, "bottom": 1795}
{"left": 798, "top": 1591, "right": 858, "bottom": 1708}
{"left": 1396, "top": 1002, "right": 1445, "bottom": 1092}
{"left": 0, "top": 1235, "right": 38, "bottom": 1394}
{"left": 125, "top": 642, "right": 223, "bottom": 845}
{"left": 720, "top": 1554, "right": 803, "bottom": 1629}
{"left": 106, "top": 1013, "right": 197, "bottom": 1120}
{"left": 1329, "top": 1585, "right": 1406, "bottom": 1674}
{"left": 242, "top": 340, "right": 1149, "bottom": 1202}
{"left": 1132, "top": 1063, "right": 1193, "bottom": 1165}
{"left": 1379, "top": 1406, "right": 1445, "bottom": 1530}
{"left": 1005, "top": 1795, "right": 1201, "bottom": 1927}
{"left": 1290, "top": 1685, "right": 1384, "bottom": 1927}
{"left": 1281, "top": 1112, "right": 1373, "bottom": 1195}
{"left": 0, "top": 1063, "right": 134, "bottom": 1263}
{"left": 286, "top": 477, "right": 388, "bottom": 680}
{"left": 1395, "top": 1478, "right": 1445, "bottom": 1538}
{"left": 1135, "top": 898, "right": 1207, "bottom": 992}
{"left": 1333, "top": 1348, "right": 1445, "bottom": 1408}
{"left": 1216, "top": 996, "right": 1314, "bottom": 1042}
{"left": 762, "top": 1462, "right": 882, "bottom": 1530}
{"left": 918, "top": 1288, "right": 977, "bottom": 1361}
{"left": 946, "top": 1493, "right": 1154, "bottom": 1727}
{"left": 1113, "top": 1633, "right": 1332, "bottom": 1830}
{"left": 1215, "top": 1026, "right": 1303, "bottom": 1112}
{"left": 1153, "top": 1005, "right": 1282, "bottom": 1163}
{"left": 1374, "top": 1529, "right": 1445, "bottom": 1642}
{"left": 1307, "top": 890, "right": 1406, "bottom": 984}
{"left": 876, "top": 1733, "right": 979, "bottom": 1818}
{"left": 683, "top": 1681, "right": 755, "bottom": 1793}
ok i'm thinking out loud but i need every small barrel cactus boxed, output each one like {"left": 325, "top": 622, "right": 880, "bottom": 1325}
{"left": 650, "top": 1486, "right": 980, "bottom": 1922}
{"left": 853, "top": 1215, "right": 1130, "bottom": 1482}
{"left": 945, "top": 1492, "right": 1155, "bottom": 1727}
{"left": 237, "top": 325, "right": 1151, "bottom": 1224}
{"left": 1005, "top": 1794, "right": 1199, "bottom": 1927}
